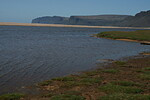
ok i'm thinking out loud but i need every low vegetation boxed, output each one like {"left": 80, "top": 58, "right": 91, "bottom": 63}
{"left": 98, "top": 94, "right": 150, "bottom": 100}
{"left": 0, "top": 93, "right": 24, "bottom": 100}
{"left": 95, "top": 30, "right": 150, "bottom": 41}
{"left": 51, "top": 94, "right": 85, "bottom": 100}
{"left": 99, "top": 84, "right": 143, "bottom": 94}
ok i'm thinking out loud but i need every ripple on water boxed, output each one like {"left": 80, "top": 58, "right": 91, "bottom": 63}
{"left": 0, "top": 26, "right": 149, "bottom": 94}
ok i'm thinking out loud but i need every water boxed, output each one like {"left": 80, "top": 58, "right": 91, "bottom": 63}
{"left": 0, "top": 26, "right": 149, "bottom": 94}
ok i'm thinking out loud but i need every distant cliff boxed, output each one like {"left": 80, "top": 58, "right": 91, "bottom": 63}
{"left": 32, "top": 15, "right": 130, "bottom": 26}
{"left": 118, "top": 10, "right": 150, "bottom": 27}
{"left": 32, "top": 16, "right": 69, "bottom": 24}
{"left": 68, "top": 15, "right": 130, "bottom": 26}
{"left": 32, "top": 10, "right": 150, "bottom": 27}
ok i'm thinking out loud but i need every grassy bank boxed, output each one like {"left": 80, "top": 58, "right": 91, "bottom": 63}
{"left": 95, "top": 30, "right": 150, "bottom": 42}
{"left": 7, "top": 55, "right": 148, "bottom": 100}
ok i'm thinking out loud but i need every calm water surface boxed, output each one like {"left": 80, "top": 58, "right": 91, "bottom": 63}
{"left": 0, "top": 26, "right": 149, "bottom": 94}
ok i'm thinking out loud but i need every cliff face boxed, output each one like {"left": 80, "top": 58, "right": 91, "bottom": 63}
{"left": 32, "top": 16, "right": 69, "bottom": 24}
{"left": 32, "top": 10, "right": 150, "bottom": 27}
{"left": 32, "top": 15, "right": 130, "bottom": 26}
{"left": 68, "top": 15, "right": 130, "bottom": 26}
{"left": 119, "top": 10, "right": 150, "bottom": 27}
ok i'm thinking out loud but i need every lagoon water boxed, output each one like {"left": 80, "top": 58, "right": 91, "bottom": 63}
{"left": 0, "top": 26, "right": 149, "bottom": 94}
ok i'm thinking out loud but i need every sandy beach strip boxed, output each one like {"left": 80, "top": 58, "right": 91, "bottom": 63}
{"left": 0, "top": 22, "right": 150, "bottom": 29}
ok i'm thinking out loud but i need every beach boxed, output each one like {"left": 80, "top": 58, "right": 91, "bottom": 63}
{"left": 0, "top": 22, "right": 150, "bottom": 29}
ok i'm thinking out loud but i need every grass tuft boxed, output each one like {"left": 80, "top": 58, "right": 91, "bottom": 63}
{"left": 98, "top": 84, "right": 143, "bottom": 94}
{"left": 114, "top": 61, "right": 127, "bottom": 66}
{"left": 62, "top": 81, "right": 79, "bottom": 88}
{"left": 102, "top": 69, "right": 119, "bottom": 74}
{"left": 111, "top": 81, "right": 140, "bottom": 87}
{"left": 98, "top": 93, "right": 150, "bottom": 100}
{"left": 144, "top": 67, "right": 150, "bottom": 70}
{"left": 0, "top": 93, "right": 25, "bottom": 100}
{"left": 80, "top": 77, "right": 101, "bottom": 85}
{"left": 51, "top": 94, "right": 85, "bottom": 100}
{"left": 139, "top": 74, "right": 150, "bottom": 80}
{"left": 64, "top": 91, "right": 82, "bottom": 96}
{"left": 52, "top": 76, "right": 76, "bottom": 81}
{"left": 38, "top": 80, "right": 52, "bottom": 86}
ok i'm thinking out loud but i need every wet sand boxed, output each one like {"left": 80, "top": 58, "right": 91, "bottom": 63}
{"left": 116, "top": 39, "right": 150, "bottom": 44}
{"left": 0, "top": 22, "right": 150, "bottom": 29}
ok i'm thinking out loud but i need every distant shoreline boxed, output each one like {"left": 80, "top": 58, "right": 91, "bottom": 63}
{"left": 94, "top": 30, "right": 150, "bottom": 45}
{"left": 0, "top": 22, "right": 150, "bottom": 29}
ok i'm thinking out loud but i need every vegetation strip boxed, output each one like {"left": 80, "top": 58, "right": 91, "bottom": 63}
{"left": 0, "top": 54, "right": 150, "bottom": 99}
{"left": 95, "top": 30, "right": 150, "bottom": 44}
{"left": 14, "top": 55, "right": 149, "bottom": 100}
{"left": 1, "top": 55, "right": 149, "bottom": 100}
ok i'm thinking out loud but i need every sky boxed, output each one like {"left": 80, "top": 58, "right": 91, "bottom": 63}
{"left": 0, "top": 0, "right": 150, "bottom": 23}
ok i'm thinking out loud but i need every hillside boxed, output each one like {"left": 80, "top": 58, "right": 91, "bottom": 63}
{"left": 32, "top": 16, "right": 69, "bottom": 24}
{"left": 119, "top": 10, "right": 150, "bottom": 27}
{"left": 32, "top": 15, "right": 130, "bottom": 26}
{"left": 68, "top": 15, "right": 130, "bottom": 26}
{"left": 32, "top": 10, "right": 150, "bottom": 27}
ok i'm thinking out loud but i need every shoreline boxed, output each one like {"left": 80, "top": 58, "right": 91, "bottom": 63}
{"left": 95, "top": 36, "right": 150, "bottom": 44}
{"left": 93, "top": 35, "right": 150, "bottom": 43}
{"left": 0, "top": 27, "right": 150, "bottom": 99}
{"left": 1, "top": 53, "right": 149, "bottom": 99}
{"left": 29, "top": 54, "right": 150, "bottom": 99}
{"left": 0, "top": 22, "right": 150, "bottom": 29}
{"left": 94, "top": 30, "right": 150, "bottom": 45}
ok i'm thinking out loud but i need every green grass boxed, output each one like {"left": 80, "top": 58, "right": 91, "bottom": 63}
{"left": 38, "top": 80, "right": 52, "bottom": 86}
{"left": 51, "top": 94, "right": 85, "bottom": 100}
{"left": 52, "top": 76, "right": 76, "bottom": 81}
{"left": 96, "top": 30, "right": 150, "bottom": 41}
{"left": 137, "top": 67, "right": 150, "bottom": 75}
{"left": 42, "top": 93, "right": 54, "bottom": 98}
{"left": 98, "top": 94, "right": 150, "bottom": 100}
{"left": 62, "top": 81, "right": 79, "bottom": 88}
{"left": 102, "top": 69, "right": 119, "bottom": 74}
{"left": 79, "top": 77, "right": 101, "bottom": 85}
{"left": 144, "top": 67, "right": 150, "bottom": 70}
{"left": 84, "top": 70, "right": 101, "bottom": 76}
{"left": 62, "top": 77, "right": 101, "bottom": 88}
{"left": 0, "top": 93, "right": 24, "bottom": 100}
{"left": 64, "top": 91, "right": 82, "bottom": 96}
{"left": 139, "top": 74, "right": 150, "bottom": 80}
{"left": 111, "top": 81, "right": 140, "bottom": 87}
{"left": 98, "top": 84, "right": 143, "bottom": 94}
{"left": 114, "top": 61, "right": 127, "bottom": 66}
{"left": 137, "top": 67, "right": 150, "bottom": 80}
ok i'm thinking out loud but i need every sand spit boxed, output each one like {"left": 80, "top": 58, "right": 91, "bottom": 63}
{"left": 0, "top": 22, "right": 150, "bottom": 29}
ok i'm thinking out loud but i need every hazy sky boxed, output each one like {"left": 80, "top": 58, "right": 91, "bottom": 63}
{"left": 0, "top": 0, "right": 150, "bottom": 23}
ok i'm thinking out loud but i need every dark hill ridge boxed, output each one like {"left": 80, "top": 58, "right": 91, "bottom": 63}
{"left": 32, "top": 10, "right": 150, "bottom": 27}
{"left": 119, "top": 10, "right": 150, "bottom": 27}
{"left": 32, "top": 16, "right": 69, "bottom": 24}
{"left": 68, "top": 15, "right": 130, "bottom": 26}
